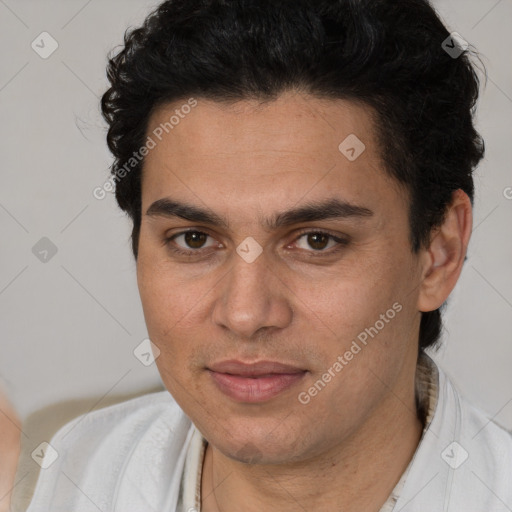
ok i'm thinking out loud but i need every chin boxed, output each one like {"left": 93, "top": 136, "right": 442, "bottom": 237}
{"left": 206, "top": 419, "right": 315, "bottom": 466}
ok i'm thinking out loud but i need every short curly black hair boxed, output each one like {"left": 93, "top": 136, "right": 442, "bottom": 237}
{"left": 100, "top": 0, "right": 485, "bottom": 352}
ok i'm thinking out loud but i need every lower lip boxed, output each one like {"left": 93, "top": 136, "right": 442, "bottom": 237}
{"left": 208, "top": 370, "right": 306, "bottom": 403}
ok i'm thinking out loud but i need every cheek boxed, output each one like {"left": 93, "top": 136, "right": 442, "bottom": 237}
{"left": 137, "top": 264, "right": 207, "bottom": 399}
{"left": 293, "top": 277, "right": 412, "bottom": 430}
{"left": 292, "top": 256, "right": 416, "bottom": 397}
{"left": 136, "top": 256, "right": 196, "bottom": 346}
{"left": 291, "top": 255, "right": 402, "bottom": 337}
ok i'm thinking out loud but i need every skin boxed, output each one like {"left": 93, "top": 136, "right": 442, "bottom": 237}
{"left": 136, "top": 90, "right": 472, "bottom": 512}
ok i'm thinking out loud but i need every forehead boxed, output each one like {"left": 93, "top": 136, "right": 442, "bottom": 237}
{"left": 146, "top": 92, "right": 376, "bottom": 159}
{"left": 141, "top": 92, "right": 406, "bottom": 223}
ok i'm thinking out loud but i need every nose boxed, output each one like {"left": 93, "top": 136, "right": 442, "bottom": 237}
{"left": 211, "top": 249, "right": 293, "bottom": 340}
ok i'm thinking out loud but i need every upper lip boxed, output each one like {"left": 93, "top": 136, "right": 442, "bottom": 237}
{"left": 208, "top": 360, "right": 306, "bottom": 376}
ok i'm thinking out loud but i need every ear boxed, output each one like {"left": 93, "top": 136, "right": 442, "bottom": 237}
{"left": 417, "top": 189, "right": 473, "bottom": 312}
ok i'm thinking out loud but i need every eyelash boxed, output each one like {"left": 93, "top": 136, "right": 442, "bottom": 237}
{"left": 163, "top": 229, "right": 349, "bottom": 258}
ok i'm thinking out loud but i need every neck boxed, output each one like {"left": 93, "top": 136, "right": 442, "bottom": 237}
{"left": 201, "top": 366, "right": 424, "bottom": 512}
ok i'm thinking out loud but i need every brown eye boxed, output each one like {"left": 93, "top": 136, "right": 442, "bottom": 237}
{"left": 305, "top": 233, "right": 330, "bottom": 250}
{"left": 183, "top": 231, "right": 209, "bottom": 249}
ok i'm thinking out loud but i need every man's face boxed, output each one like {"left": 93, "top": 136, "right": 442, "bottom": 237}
{"left": 137, "top": 92, "right": 425, "bottom": 464}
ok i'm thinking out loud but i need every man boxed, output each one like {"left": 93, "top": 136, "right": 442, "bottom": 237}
{"left": 26, "top": 0, "right": 512, "bottom": 511}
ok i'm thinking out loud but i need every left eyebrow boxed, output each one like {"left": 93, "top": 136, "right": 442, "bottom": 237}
{"left": 145, "top": 197, "right": 374, "bottom": 230}
{"left": 268, "top": 198, "right": 373, "bottom": 230}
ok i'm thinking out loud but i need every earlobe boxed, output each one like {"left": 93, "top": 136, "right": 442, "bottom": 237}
{"left": 417, "top": 189, "right": 473, "bottom": 312}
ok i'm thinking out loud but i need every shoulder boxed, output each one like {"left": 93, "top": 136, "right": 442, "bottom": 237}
{"left": 457, "top": 384, "right": 512, "bottom": 470}
{"left": 434, "top": 361, "right": 512, "bottom": 472}
{"left": 56, "top": 389, "right": 183, "bottom": 440}
{"left": 45, "top": 390, "right": 188, "bottom": 462}
{"left": 440, "top": 366, "right": 512, "bottom": 453}
{"left": 446, "top": 375, "right": 512, "bottom": 507}
{"left": 27, "top": 390, "right": 193, "bottom": 512}
{"left": 397, "top": 358, "right": 512, "bottom": 511}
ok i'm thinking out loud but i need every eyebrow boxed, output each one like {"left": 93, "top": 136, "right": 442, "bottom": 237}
{"left": 145, "top": 197, "right": 373, "bottom": 230}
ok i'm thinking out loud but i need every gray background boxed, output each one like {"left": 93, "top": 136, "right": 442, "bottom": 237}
{"left": 0, "top": 0, "right": 511, "bottom": 508}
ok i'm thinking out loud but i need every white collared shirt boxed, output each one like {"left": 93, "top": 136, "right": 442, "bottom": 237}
{"left": 26, "top": 353, "right": 512, "bottom": 511}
